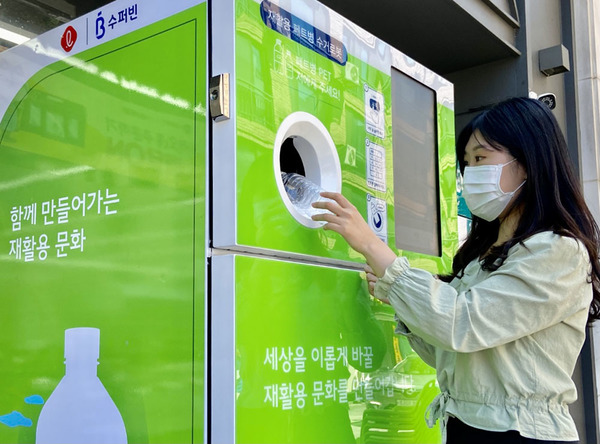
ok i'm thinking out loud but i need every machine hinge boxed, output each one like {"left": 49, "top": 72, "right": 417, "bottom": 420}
{"left": 209, "top": 73, "right": 230, "bottom": 121}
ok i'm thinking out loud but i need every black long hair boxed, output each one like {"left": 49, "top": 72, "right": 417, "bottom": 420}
{"left": 448, "top": 97, "right": 600, "bottom": 324}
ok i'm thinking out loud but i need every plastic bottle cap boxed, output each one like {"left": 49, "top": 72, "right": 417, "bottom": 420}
{"left": 64, "top": 327, "right": 100, "bottom": 362}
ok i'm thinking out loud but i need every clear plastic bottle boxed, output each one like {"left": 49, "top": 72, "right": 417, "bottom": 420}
{"left": 36, "top": 328, "right": 127, "bottom": 444}
{"left": 281, "top": 172, "right": 333, "bottom": 218}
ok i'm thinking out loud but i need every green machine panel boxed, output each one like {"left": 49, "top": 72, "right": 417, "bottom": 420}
{"left": 212, "top": 0, "right": 457, "bottom": 273}
{"left": 0, "top": 2, "right": 207, "bottom": 443}
{"left": 230, "top": 254, "right": 441, "bottom": 443}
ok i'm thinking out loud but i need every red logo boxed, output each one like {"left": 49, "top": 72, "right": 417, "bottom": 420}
{"left": 61, "top": 26, "right": 77, "bottom": 52}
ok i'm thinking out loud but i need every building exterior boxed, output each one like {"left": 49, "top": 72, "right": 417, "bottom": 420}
{"left": 573, "top": 1, "right": 600, "bottom": 442}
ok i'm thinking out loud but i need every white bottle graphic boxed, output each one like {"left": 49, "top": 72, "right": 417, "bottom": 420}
{"left": 36, "top": 327, "right": 127, "bottom": 444}
{"left": 273, "top": 39, "right": 284, "bottom": 75}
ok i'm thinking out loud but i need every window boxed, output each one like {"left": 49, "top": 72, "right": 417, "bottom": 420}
{"left": 391, "top": 68, "right": 440, "bottom": 256}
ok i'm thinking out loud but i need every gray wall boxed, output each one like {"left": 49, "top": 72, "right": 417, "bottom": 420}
{"left": 573, "top": 0, "right": 600, "bottom": 442}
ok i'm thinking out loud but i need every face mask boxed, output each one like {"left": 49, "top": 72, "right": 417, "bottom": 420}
{"left": 462, "top": 158, "right": 526, "bottom": 222}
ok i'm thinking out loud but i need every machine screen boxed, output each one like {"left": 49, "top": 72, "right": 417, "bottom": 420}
{"left": 391, "top": 68, "right": 441, "bottom": 257}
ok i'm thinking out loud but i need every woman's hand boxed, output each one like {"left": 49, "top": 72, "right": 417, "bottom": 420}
{"left": 312, "top": 192, "right": 397, "bottom": 277}
{"left": 311, "top": 192, "right": 376, "bottom": 254}
{"left": 365, "top": 264, "right": 390, "bottom": 305}
{"left": 365, "top": 264, "right": 377, "bottom": 296}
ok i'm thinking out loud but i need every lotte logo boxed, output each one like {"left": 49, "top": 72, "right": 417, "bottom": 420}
{"left": 60, "top": 26, "right": 77, "bottom": 52}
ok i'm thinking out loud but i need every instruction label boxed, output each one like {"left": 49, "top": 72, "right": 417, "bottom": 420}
{"left": 366, "top": 139, "right": 386, "bottom": 192}
{"left": 367, "top": 194, "right": 387, "bottom": 244}
{"left": 364, "top": 84, "right": 385, "bottom": 139}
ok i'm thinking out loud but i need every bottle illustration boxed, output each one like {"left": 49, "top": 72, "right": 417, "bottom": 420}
{"left": 36, "top": 327, "right": 127, "bottom": 444}
{"left": 281, "top": 172, "right": 334, "bottom": 218}
{"left": 273, "top": 39, "right": 284, "bottom": 75}
{"left": 285, "top": 50, "right": 294, "bottom": 79}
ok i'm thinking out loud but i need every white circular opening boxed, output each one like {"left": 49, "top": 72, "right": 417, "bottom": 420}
{"left": 274, "top": 112, "right": 341, "bottom": 228}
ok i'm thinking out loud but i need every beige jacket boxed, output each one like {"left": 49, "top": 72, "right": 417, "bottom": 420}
{"left": 375, "top": 231, "right": 592, "bottom": 442}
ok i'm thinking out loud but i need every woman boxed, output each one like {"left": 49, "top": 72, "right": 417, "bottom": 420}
{"left": 312, "top": 97, "right": 600, "bottom": 443}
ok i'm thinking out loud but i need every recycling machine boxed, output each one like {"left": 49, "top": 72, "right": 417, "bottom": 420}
{"left": 0, "top": 0, "right": 457, "bottom": 442}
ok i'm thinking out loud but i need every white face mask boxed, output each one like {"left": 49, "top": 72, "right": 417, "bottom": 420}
{"left": 462, "top": 158, "right": 526, "bottom": 222}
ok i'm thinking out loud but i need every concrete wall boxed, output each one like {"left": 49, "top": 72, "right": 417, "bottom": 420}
{"left": 447, "top": 1, "right": 570, "bottom": 131}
